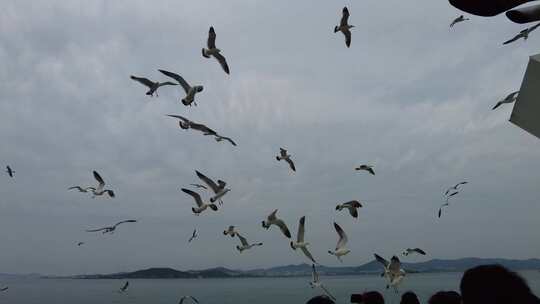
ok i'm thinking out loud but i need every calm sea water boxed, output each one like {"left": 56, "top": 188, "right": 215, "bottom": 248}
{"left": 2, "top": 271, "right": 540, "bottom": 304}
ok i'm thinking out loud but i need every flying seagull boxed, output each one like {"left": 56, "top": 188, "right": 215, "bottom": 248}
{"left": 236, "top": 233, "right": 263, "bottom": 253}
{"left": 214, "top": 134, "right": 237, "bottom": 146}
{"left": 91, "top": 171, "right": 115, "bottom": 198}
{"left": 129, "top": 75, "right": 177, "bottom": 97}
{"left": 492, "top": 91, "right": 519, "bottom": 110}
{"left": 77, "top": 242, "right": 85, "bottom": 246}
{"left": 444, "top": 181, "right": 468, "bottom": 196}
{"left": 310, "top": 264, "right": 336, "bottom": 301}
{"left": 0, "top": 287, "right": 8, "bottom": 292}
{"left": 188, "top": 229, "right": 198, "bottom": 243}
{"left": 223, "top": 225, "right": 239, "bottom": 237}
{"left": 119, "top": 281, "right": 129, "bottom": 293}
{"left": 166, "top": 115, "right": 217, "bottom": 136}
{"left": 5, "top": 166, "right": 14, "bottom": 178}
{"left": 328, "top": 222, "right": 350, "bottom": 262}
{"left": 450, "top": 15, "right": 469, "bottom": 28}
{"left": 503, "top": 22, "right": 540, "bottom": 45}
{"left": 158, "top": 69, "right": 203, "bottom": 106}
{"left": 402, "top": 248, "right": 427, "bottom": 256}
{"left": 181, "top": 188, "right": 218, "bottom": 215}
{"left": 355, "top": 165, "right": 375, "bottom": 175}
{"left": 290, "top": 216, "right": 316, "bottom": 264}
{"left": 262, "top": 209, "right": 292, "bottom": 238}
{"left": 374, "top": 254, "right": 406, "bottom": 292}
{"left": 179, "top": 296, "right": 199, "bottom": 304}
{"left": 334, "top": 7, "right": 354, "bottom": 47}
{"left": 335, "top": 200, "right": 363, "bottom": 219}
{"left": 68, "top": 186, "right": 95, "bottom": 193}
{"left": 202, "top": 26, "right": 230, "bottom": 74}
{"left": 190, "top": 183, "right": 208, "bottom": 190}
{"left": 276, "top": 148, "right": 296, "bottom": 172}
{"left": 86, "top": 220, "right": 137, "bottom": 234}
{"left": 195, "top": 170, "right": 229, "bottom": 204}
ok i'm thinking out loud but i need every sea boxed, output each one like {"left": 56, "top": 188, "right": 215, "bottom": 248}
{"left": 3, "top": 271, "right": 540, "bottom": 304}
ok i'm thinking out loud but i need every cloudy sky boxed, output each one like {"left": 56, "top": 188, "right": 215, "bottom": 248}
{"left": 1, "top": 0, "right": 540, "bottom": 276}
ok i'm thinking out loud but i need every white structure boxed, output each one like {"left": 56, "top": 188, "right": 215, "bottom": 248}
{"left": 510, "top": 53, "right": 540, "bottom": 139}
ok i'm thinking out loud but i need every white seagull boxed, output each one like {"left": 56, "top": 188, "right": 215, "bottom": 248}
{"left": 503, "top": 22, "right": 540, "bottom": 45}
{"left": 328, "top": 222, "right": 350, "bottom": 262}
{"left": 223, "top": 226, "right": 239, "bottom": 237}
{"left": 403, "top": 248, "right": 427, "bottom": 256}
{"left": 290, "top": 216, "right": 317, "bottom": 264}
{"left": 119, "top": 281, "right": 129, "bottom": 293}
{"left": 334, "top": 7, "right": 354, "bottom": 47}
{"left": 492, "top": 91, "right": 519, "bottom": 110}
{"left": 374, "top": 254, "right": 406, "bottom": 292}
{"left": 195, "top": 170, "right": 230, "bottom": 204}
{"left": 86, "top": 220, "right": 137, "bottom": 234}
{"left": 236, "top": 233, "right": 263, "bottom": 253}
{"left": 450, "top": 15, "right": 469, "bottom": 28}
{"left": 262, "top": 209, "right": 292, "bottom": 238}
{"left": 179, "top": 296, "right": 199, "bottom": 304}
{"left": 91, "top": 171, "right": 115, "bottom": 198}
{"left": 181, "top": 188, "right": 218, "bottom": 215}
{"left": 158, "top": 69, "right": 203, "bottom": 106}
{"left": 335, "top": 200, "right": 363, "bottom": 219}
{"left": 130, "top": 75, "right": 177, "bottom": 97}
{"left": 355, "top": 165, "right": 375, "bottom": 175}
{"left": 276, "top": 148, "right": 296, "bottom": 172}
{"left": 202, "top": 26, "right": 230, "bottom": 74}
{"left": 166, "top": 115, "right": 217, "bottom": 136}
{"left": 310, "top": 264, "right": 336, "bottom": 301}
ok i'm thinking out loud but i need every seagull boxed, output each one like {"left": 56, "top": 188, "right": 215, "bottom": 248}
{"left": 91, "top": 171, "right": 115, "bottom": 198}
{"left": 158, "top": 69, "right": 203, "bottom": 106}
{"left": 68, "top": 186, "right": 96, "bottom": 193}
{"left": 328, "top": 222, "right": 350, "bottom": 262}
{"left": 195, "top": 170, "right": 230, "bottom": 204}
{"left": 166, "top": 115, "right": 217, "bottom": 136}
{"left": 0, "top": 287, "right": 8, "bottom": 292}
{"left": 355, "top": 165, "right": 375, "bottom": 175}
{"left": 310, "top": 264, "right": 336, "bottom": 301}
{"left": 129, "top": 75, "right": 178, "bottom": 97}
{"left": 5, "top": 166, "right": 14, "bottom": 178}
{"left": 77, "top": 242, "right": 85, "bottom": 246}
{"left": 119, "top": 281, "right": 129, "bottom": 293}
{"left": 276, "top": 148, "right": 296, "bottom": 172}
{"left": 262, "top": 209, "right": 292, "bottom": 238}
{"left": 503, "top": 22, "right": 540, "bottom": 45}
{"left": 188, "top": 229, "right": 198, "bottom": 243}
{"left": 223, "top": 225, "right": 239, "bottom": 237}
{"left": 236, "top": 233, "right": 263, "bottom": 253}
{"left": 181, "top": 188, "right": 218, "bottom": 215}
{"left": 86, "top": 220, "right": 137, "bottom": 234}
{"left": 290, "top": 216, "right": 316, "bottom": 264}
{"left": 450, "top": 15, "right": 469, "bottom": 28}
{"left": 335, "top": 200, "right": 363, "bottom": 219}
{"left": 334, "top": 7, "right": 354, "bottom": 47}
{"left": 492, "top": 91, "right": 519, "bottom": 110}
{"left": 190, "top": 183, "right": 208, "bottom": 190}
{"left": 202, "top": 26, "right": 230, "bottom": 74}
{"left": 214, "top": 134, "right": 237, "bottom": 146}
{"left": 438, "top": 202, "right": 450, "bottom": 218}
{"left": 444, "top": 181, "right": 468, "bottom": 196}
{"left": 403, "top": 248, "right": 427, "bottom": 256}
{"left": 179, "top": 296, "right": 199, "bottom": 304}
{"left": 374, "top": 254, "right": 406, "bottom": 292}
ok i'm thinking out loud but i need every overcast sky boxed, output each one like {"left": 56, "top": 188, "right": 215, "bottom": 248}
{"left": 1, "top": 0, "right": 540, "bottom": 276}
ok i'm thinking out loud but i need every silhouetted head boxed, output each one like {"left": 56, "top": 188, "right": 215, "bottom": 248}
{"left": 355, "top": 291, "right": 384, "bottom": 304}
{"left": 307, "top": 295, "right": 335, "bottom": 304}
{"left": 196, "top": 86, "right": 203, "bottom": 93}
{"left": 428, "top": 291, "right": 461, "bottom": 304}
{"left": 236, "top": 245, "right": 242, "bottom": 252}
{"left": 401, "top": 291, "right": 420, "bottom": 304}
{"left": 460, "top": 264, "right": 540, "bottom": 304}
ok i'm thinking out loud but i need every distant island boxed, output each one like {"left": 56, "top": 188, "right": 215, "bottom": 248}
{"left": 56, "top": 257, "right": 540, "bottom": 280}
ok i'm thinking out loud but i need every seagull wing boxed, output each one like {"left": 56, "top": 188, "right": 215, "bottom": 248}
{"left": 286, "top": 158, "right": 296, "bottom": 172}
{"left": 157, "top": 81, "right": 178, "bottom": 88}
{"left": 268, "top": 209, "right": 278, "bottom": 221}
{"left": 414, "top": 248, "right": 427, "bottom": 255}
{"left": 503, "top": 34, "right": 522, "bottom": 45}
{"left": 312, "top": 264, "right": 319, "bottom": 282}
{"left": 343, "top": 28, "right": 352, "bottom": 48}
{"left": 280, "top": 148, "right": 287, "bottom": 157}
{"left": 213, "top": 52, "right": 230, "bottom": 74}
{"left": 301, "top": 247, "right": 317, "bottom": 264}
{"left": 190, "top": 123, "right": 217, "bottom": 135}
{"left": 195, "top": 170, "right": 221, "bottom": 193}
{"left": 530, "top": 22, "right": 540, "bottom": 32}
{"left": 68, "top": 186, "right": 83, "bottom": 191}
{"left": 237, "top": 233, "right": 249, "bottom": 246}
{"left": 93, "top": 171, "right": 105, "bottom": 189}
{"left": 297, "top": 216, "right": 305, "bottom": 243}
{"left": 114, "top": 220, "right": 137, "bottom": 228}
{"left": 158, "top": 69, "right": 190, "bottom": 93}
{"left": 374, "top": 253, "right": 389, "bottom": 267}
{"left": 506, "top": 91, "right": 520, "bottom": 101}
{"left": 130, "top": 76, "right": 154, "bottom": 88}
{"left": 275, "top": 219, "right": 292, "bottom": 238}
{"left": 334, "top": 222, "right": 348, "bottom": 249}
{"left": 221, "top": 136, "right": 237, "bottom": 146}
{"left": 166, "top": 115, "right": 190, "bottom": 124}
{"left": 340, "top": 7, "right": 350, "bottom": 27}
{"left": 182, "top": 188, "right": 204, "bottom": 207}
{"left": 86, "top": 227, "right": 109, "bottom": 232}
{"left": 207, "top": 26, "right": 216, "bottom": 49}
